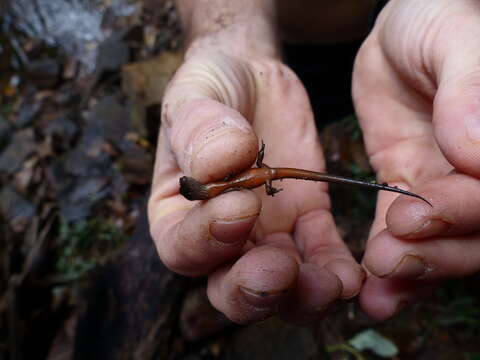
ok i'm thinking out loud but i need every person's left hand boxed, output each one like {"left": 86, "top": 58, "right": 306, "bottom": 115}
{"left": 149, "top": 44, "right": 365, "bottom": 324}
{"left": 353, "top": 0, "right": 480, "bottom": 320}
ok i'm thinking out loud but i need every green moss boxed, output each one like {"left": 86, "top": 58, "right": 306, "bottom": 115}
{"left": 339, "top": 113, "right": 362, "bottom": 142}
{"left": 55, "top": 217, "right": 126, "bottom": 281}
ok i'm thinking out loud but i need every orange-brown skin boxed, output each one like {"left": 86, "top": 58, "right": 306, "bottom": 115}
{"left": 179, "top": 143, "right": 432, "bottom": 206}
{"left": 205, "top": 166, "right": 274, "bottom": 198}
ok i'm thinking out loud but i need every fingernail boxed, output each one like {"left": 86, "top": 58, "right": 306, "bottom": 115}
{"left": 209, "top": 216, "right": 257, "bottom": 244}
{"left": 239, "top": 286, "right": 288, "bottom": 308}
{"left": 402, "top": 218, "right": 450, "bottom": 239}
{"left": 465, "top": 114, "right": 480, "bottom": 142}
{"left": 381, "top": 254, "right": 427, "bottom": 279}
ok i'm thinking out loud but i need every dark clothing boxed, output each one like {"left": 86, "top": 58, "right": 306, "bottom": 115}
{"left": 283, "top": 0, "right": 388, "bottom": 128}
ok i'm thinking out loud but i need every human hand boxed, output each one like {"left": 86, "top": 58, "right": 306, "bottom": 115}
{"left": 148, "top": 5, "right": 365, "bottom": 324}
{"left": 353, "top": 0, "right": 480, "bottom": 320}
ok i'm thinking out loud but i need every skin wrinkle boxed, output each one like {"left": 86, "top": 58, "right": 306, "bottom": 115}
{"left": 207, "top": 236, "right": 241, "bottom": 249}
{"left": 439, "top": 70, "right": 480, "bottom": 98}
{"left": 181, "top": 1, "right": 279, "bottom": 61}
{"left": 354, "top": 51, "right": 434, "bottom": 160}
{"left": 151, "top": 212, "right": 185, "bottom": 271}
{"left": 359, "top": 25, "right": 436, "bottom": 124}
{"left": 378, "top": 55, "right": 433, "bottom": 115}
{"left": 386, "top": 2, "right": 434, "bottom": 94}
{"left": 369, "top": 137, "right": 436, "bottom": 184}
{"left": 417, "top": 12, "right": 439, "bottom": 95}
{"left": 172, "top": 74, "right": 219, "bottom": 103}
{"left": 381, "top": 0, "right": 475, "bottom": 97}
{"left": 243, "top": 63, "right": 258, "bottom": 122}
{"left": 258, "top": 232, "right": 303, "bottom": 264}
{"left": 308, "top": 248, "right": 352, "bottom": 268}
{"left": 293, "top": 210, "right": 348, "bottom": 259}
{"left": 371, "top": 131, "right": 453, "bottom": 184}
{"left": 254, "top": 61, "right": 316, "bottom": 141}
{"left": 434, "top": 6, "right": 480, "bottom": 82}
{"left": 196, "top": 57, "right": 241, "bottom": 109}
{"left": 409, "top": 217, "right": 452, "bottom": 237}
{"left": 377, "top": 253, "right": 428, "bottom": 279}
{"left": 294, "top": 210, "right": 333, "bottom": 259}
{"left": 148, "top": 198, "right": 187, "bottom": 228}
{"left": 216, "top": 57, "right": 254, "bottom": 113}
{"left": 179, "top": 1, "right": 274, "bottom": 46}
{"left": 211, "top": 212, "right": 261, "bottom": 224}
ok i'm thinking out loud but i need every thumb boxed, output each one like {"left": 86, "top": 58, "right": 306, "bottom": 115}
{"left": 161, "top": 53, "right": 258, "bottom": 182}
{"left": 148, "top": 53, "right": 261, "bottom": 267}
{"left": 432, "top": 16, "right": 480, "bottom": 178}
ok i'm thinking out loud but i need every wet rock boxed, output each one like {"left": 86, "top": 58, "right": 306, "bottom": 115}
{"left": 0, "top": 115, "right": 12, "bottom": 149}
{"left": 62, "top": 57, "right": 78, "bottom": 80}
{"left": 44, "top": 115, "right": 79, "bottom": 150}
{"left": 53, "top": 84, "right": 81, "bottom": 105}
{"left": 47, "top": 129, "right": 114, "bottom": 222}
{"left": 26, "top": 58, "right": 61, "bottom": 88}
{"left": 16, "top": 98, "right": 42, "bottom": 127}
{"left": 122, "top": 52, "right": 182, "bottom": 105}
{"left": 122, "top": 51, "right": 182, "bottom": 136}
{"left": 110, "top": 171, "right": 128, "bottom": 199}
{"left": 48, "top": 145, "right": 113, "bottom": 222}
{"left": 14, "top": 157, "right": 39, "bottom": 194}
{"left": 44, "top": 96, "right": 136, "bottom": 222}
{"left": 180, "top": 287, "right": 232, "bottom": 342}
{"left": 6, "top": 0, "right": 103, "bottom": 72}
{"left": 0, "top": 186, "right": 35, "bottom": 232}
{"left": 58, "top": 176, "right": 109, "bottom": 221}
{"left": 6, "top": 0, "right": 140, "bottom": 73}
{"left": 45, "top": 115, "right": 79, "bottom": 138}
{"left": 0, "top": 128, "right": 36, "bottom": 174}
{"left": 142, "top": 0, "right": 182, "bottom": 52}
{"left": 87, "top": 96, "right": 131, "bottom": 150}
{"left": 117, "top": 144, "right": 152, "bottom": 185}
{"left": 82, "top": 97, "right": 152, "bottom": 185}
{"left": 96, "top": 36, "right": 130, "bottom": 72}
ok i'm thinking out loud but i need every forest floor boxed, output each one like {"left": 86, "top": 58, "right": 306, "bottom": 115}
{"left": 1, "top": 1, "right": 480, "bottom": 359}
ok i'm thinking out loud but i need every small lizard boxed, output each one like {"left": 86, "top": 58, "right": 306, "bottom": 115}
{"left": 179, "top": 142, "right": 432, "bottom": 206}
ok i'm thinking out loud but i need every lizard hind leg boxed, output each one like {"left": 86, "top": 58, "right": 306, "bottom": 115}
{"left": 265, "top": 180, "right": 282, "bottom": 197}
{"left": 256, "top": 141, "right": 266, "bottom": 167}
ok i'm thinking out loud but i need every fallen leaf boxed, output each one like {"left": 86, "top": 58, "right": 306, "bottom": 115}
{"left": 349, "top": 329, "right": 398, "bottom": 358}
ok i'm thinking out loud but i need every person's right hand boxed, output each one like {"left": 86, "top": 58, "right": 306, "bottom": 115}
{"left": 148, "top": 40, "right": 365, "bottom": 323}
